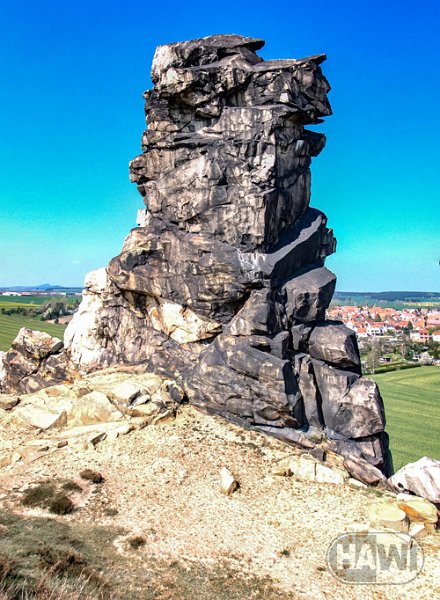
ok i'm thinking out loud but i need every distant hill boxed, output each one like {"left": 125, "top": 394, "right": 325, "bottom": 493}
{"left": 33, "top": 283, "right": 64, "bottom": 290}
{"left": 334, "top": 291, "right": 440, "bottom": 302}
{"left": 0, "top": 284, "right": 81, "bottom": 292}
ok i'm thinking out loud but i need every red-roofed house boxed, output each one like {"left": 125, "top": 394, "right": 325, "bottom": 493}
{"left": 410, "top": 329, "right": 431, "bottom": 342}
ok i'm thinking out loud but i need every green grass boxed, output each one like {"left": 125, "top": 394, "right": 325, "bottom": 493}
{"left": 0, "top": 313, "right": 66, "bottom": 351}
{"left": 0, "top": 295, "right": 78, "bottom": 306}
{"left": 370, "top": 367, "right": 440, "bottom": 471}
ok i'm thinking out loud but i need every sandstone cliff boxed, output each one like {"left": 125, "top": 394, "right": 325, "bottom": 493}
{"left": 0, "top": 34, "right": 391, "bottom": 481}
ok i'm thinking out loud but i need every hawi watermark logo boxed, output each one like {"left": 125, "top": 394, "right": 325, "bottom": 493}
{"left": 326, "top": 532, "right": 424, "bottom": 584}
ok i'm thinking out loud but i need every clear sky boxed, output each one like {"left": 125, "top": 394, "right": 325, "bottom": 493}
{"left": 0, "top": 0, "right": 439, "bottom": 291}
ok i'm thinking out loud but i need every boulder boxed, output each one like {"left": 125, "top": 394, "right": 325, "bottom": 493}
{"left": 147, "top": 298, "right": 221, "bottom": 342}
{"left": 328, "top": 433, "right": 391, "bottom": 476}
{"left": 315, "top": 463, "right": 347, "bottom": 485}
{"left": 272, "top": 456, "right": 294, "bottom": 476}
{"left": 52, "top": 422, "right": 125, "bottom": 447}
{"left": 409, "top": 522, "right": 430, "bottom": 539}
{"left": 226, "top": 289, "right": 281, "bottom": 337}
{"left": 13, "top": 404, "right": 67, "bottom": 431}
{"left": 313, "top": 362, "right": 385, "bottom": 438}
{"left": 108, "top": 221, "right": 257, "bottom": 323}
{"left": 0, "top": 328, "right": 67, "bottom": 394}
{"left": 368, "top": 500, "right": 410, "bottom": 533}
{"left": 343, "top": 455, "right": 388, "bottom": 487}
{"left": 308, "top": 321, "right": 361, "bottom": 372}
{"left": 255, "top": 425, "right": 315, "bottom": 449}
{"left": 290, "top": 324, "right": 313, "bottom": 352}
{"left": 64, "top": 268, "right": 168, "bottom": 373}
{"left": 187, "top": 334, "right": 304, "bottom": 429}
{"left": 68, "top": 391, "right": 123, "bottom": 426}
{"left": 273, "top": 454, "right": 347, "bottom": 485}
{"left": 294, "top": 455, "right": 317, "bottom": 481}
{"left": 0, "top": 394, "right": 20, "bottom": 410}
{"left": 295, "top": 355, "right": 323, "bottom": 430}
{"left": 396, "top": 493, "right": 438, "bottom": 525}
{"left": 283, "top": 267, "right": 336, "bottom": 324}
{"left": 247, "top": 209, "right": 336, "bottom": 285}
{"left": 107, "top": 381, "right": 144, "bottom": 410}
{"left": 12, "top": 328, "right": 63, "bottom": 360}
{"left": 390, "top": 457, "right": 440, "bottom": 504}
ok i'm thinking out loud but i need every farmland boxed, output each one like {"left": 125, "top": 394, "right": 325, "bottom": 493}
{"left": 0, "top": 313, "right": 67, "bottom": 351}
{"left": 0, "top": 295, "right": 78, "bottom": 309}
{"left": 0, "top": 295, "right": 79, "bottom": 350}
{"left": 371, "top": 367, "right": 440, "bottom": 471}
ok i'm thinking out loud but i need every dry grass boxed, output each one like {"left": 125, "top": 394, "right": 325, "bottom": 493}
{"left": 21, "top": 482, "right": 75, "bottom": 515}
{"left": 0, "top": 510, "right": 294, "bottom": 600}
{"left": 0, "top": 511, "right": 113, "bottom": 599}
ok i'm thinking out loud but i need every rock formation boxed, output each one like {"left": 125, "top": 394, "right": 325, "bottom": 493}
{"left": 0, "top": 329, "right": 67, "bottom": 394}
{"left": 0, "top": 34, "right": 391, "bottom": 479}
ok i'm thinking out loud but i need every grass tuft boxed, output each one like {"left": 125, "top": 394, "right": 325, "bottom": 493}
{"left": 49, "top": 494, "right": 75, "bottom": 515}
{"left": 128, "top": 536, "right": 146, "bottom": 550}
{"left": 80, "top": 470, "right": 104, "bottom": 484}
{"left": 21, "top": 483, "right": 56, "bottom": 508}
{"left": 61, "top": 481, "right": 83, "bottom": 493}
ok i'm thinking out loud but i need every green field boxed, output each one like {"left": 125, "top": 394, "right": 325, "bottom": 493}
{"left": 371, "top": 367, "right": 440, "bottom": 471}
{"left": 0, "top": 295, "right": 78, "bottom": 310}
{"left": 0, "top": 314, "right": 66, "bottom": 352}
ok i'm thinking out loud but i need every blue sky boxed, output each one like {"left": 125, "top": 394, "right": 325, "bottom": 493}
{"left": 0, "top": 0, "right": 439, "bottom": 291}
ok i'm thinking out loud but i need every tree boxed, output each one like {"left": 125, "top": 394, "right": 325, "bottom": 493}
{"left": 419, "top": 351, "right": 433, "bottom": 366}
{"left": 366, "top": 339, "right": 382, "bottom": 373}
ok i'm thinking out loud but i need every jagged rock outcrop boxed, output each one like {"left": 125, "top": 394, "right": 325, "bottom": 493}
{"left": 390, "top": 457, "right": 440, "bottom": 504}
{"left": 0, "top": 34, "right": 391, "bottom": 477}
{"left": 0, "top": 328, "right": 67, "bottom": 394}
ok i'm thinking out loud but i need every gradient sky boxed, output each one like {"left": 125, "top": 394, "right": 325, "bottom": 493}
{"left": 0, "top": 0, "right": 439, "bottom": 291}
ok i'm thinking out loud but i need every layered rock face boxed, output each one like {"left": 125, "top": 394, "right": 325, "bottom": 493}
{"left": 1, "top": 35, "right": 391, "bottom": 477}
{"left": 0, "top": 329, "right": 67, "bottom": 394}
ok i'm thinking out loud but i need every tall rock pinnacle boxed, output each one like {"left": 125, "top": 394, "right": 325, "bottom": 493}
{"left": 0, "top": 35, "right": 391, "bottom": 478}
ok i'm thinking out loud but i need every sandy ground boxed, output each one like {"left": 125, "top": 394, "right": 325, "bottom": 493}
{"left": 0, "top": 402, "right": 439, "bottom": 599}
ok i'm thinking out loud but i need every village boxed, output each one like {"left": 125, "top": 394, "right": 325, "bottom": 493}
{"left": 328, "top": 304, "right": 440, "bottom": 341}
{"left": 328, "top": 304, "right": 440, "bottom": 370}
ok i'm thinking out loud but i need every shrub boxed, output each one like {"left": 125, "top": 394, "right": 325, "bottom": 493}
{"left": 21, "top": 483, "right": 56, "bottom": 508}
{"left": 128, "top": 536, "right": 146, "bottom": 550}
{"left": 62, "top": 481, "right": 83, "bottom": 493}
{"left": 49, "top": 494, "right": 75, "bottom": 515}
{"left": 80, "top": 470, "right": 104, "bottom": 484}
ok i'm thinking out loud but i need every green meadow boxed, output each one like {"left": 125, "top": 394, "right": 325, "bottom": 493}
{"left": 0, "top": 314, "right": 66, "bottom": 352}
{"left": 0, "top": 295, "right": 78, "bottom": 309}
{"left": 371, "top": 367, "right": 440, "bottom": 471}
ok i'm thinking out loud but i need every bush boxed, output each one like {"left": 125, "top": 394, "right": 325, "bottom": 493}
{"left": 128, "top": 536, "right": 146, "bottom": 550}
{"left": 49, "top": 494, "right": 75, "bottom": 515}
{"left": 62, "top": 481, "right": 83, "bottom": 493}
{"left": 21, "top": 481, "right": 76, "bottom": 515}
{"left": 80, "top": 469, "right": 104, "bottom": 484}
{"left": 21, "top": 483, "right": 56, "bottom": 508}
